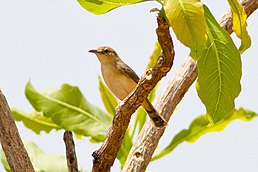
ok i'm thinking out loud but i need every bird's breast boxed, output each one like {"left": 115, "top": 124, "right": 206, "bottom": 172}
{"left": 101, "top": 65, "right": 137, "bottom": 100}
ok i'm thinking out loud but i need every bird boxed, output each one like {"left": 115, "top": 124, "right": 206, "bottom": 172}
{"left": 89, "top": 46, "right": 166, "bottom": 127}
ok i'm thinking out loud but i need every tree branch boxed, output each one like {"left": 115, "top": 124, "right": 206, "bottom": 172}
{"left": 122, "top": 56, "right": 197, "bottom": 172}
{"left": 63, "top": 131, "right": 78, "bottom": 172}
{"left": 0, "top": 89, "right": 34, "bottom": 172}
{"left": 92, "top": 13, "right": 175, "bottom": 172}
{"left": 122, "top": 0, "right": 258, "bottom": 171}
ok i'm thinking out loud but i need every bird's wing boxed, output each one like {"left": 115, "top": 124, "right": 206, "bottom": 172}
{"left": 117, "top": 61, "right": 140, "bottom": 84}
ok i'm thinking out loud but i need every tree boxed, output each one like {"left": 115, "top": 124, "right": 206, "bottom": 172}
{"left": 0, "top": 0, "right": 258, "bottom": 171}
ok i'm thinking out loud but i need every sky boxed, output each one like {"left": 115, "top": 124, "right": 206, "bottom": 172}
{"left": 1, "top": 0, "right": 258, "bottom": 171}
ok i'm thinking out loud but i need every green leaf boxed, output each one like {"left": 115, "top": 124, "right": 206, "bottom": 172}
{"left": 146, "top": 42, "right": 161, "bottom": 70}
{"left": 1, "top": 141, "right": 67, "bottom": 172}
{"left": 196, "top": 6, "right": 242, "bottom": 124}
{"left": 152, "top": 108, "right": 258, "bottom": 161}
{"left": 25, "top": 81, "right": 112, "bottom": 142}
{"left": 77, "top": 0, "right": 144, "bottom": 15}
{"left": 98, "top": 76, "right": 118, "bottom": 115}
{"left": 146, "top": 41, "right": 160, "bottom": 106}
{"left": 133, "top": 107, "right": 147, "bottom": 136}
{"left": 227, "top": 0, "right": 251, "bottom": 53}
{"left": 19, "top": 81, "right": 132, "bottom": 167}
{"left": 12, "top": 108, "right": 61, "bottom": 134}
{"left": 164, "top": 0, "right": 206, "bottom": 59}
{"left": 0, "top": 151, "right": 10, "bottom": 172}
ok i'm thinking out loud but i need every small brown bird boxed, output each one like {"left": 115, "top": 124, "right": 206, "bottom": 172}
{"left": 89, "top": 46, "right": 166, "bottom": 127}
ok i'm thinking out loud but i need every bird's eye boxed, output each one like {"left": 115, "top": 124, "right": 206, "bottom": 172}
{"left": 104, "top": 48, "right": 109, "bottom": 53}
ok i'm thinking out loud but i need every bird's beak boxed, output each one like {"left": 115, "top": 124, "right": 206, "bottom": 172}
{"left": 89, "top": 49, "right": 98, "bottom": 54}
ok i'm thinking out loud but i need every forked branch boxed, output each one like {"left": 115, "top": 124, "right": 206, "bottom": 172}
{"left": 122, "top": 0, "right": 258, "bottom": 171}
{"left": 92, "top": 13, "right": 175, "bottom": 172}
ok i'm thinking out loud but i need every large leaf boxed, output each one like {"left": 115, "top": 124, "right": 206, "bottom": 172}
{"left": 77, "top": 0, "right": 144, "bottom": 15}
{"left": 196, "top": 6, "right": 242, "bottom": 124}
{"left": 227, "top": 0, "right": 251, "bottom": 53}
{"left": 164, "top": 0, "right": 206, "bottom": 59}
{"left": 1, "top": 141, "right": 67, "bottom": 172}
{"left": 152, "top": 108, "right": 258, "bottom": 161}
{"left": 25, "top": 81, "right": 112, "bottom": 142}
{"left": 98, "top": 76, "right": 118, "bottom": 115}
{"left": 12, "top": 109, "right": 61, "bottom": 134}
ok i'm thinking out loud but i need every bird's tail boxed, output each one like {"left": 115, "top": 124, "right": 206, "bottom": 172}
{"left": 142, "top": 99, "right": 167, "bottom": 127}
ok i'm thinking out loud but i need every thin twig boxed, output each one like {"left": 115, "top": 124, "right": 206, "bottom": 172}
{"left": 63, "top": 131, "right": 78, "bottom": 172}
{"left": 122, "top": 0, "right": 258, "bottom": 171}
{"left": 91, "top": 13, "right": 175, "bottom": 172}
{"left": 0, "top": 89, "right": 34, "bottom": 172}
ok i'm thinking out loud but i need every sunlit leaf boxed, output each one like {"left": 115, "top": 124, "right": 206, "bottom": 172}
{"left": 12, "top": 109, "right": 61, "bottom": 134}
{"left": 146, "top": 41, "right": 160, "bottom": 105}
{"left": 196, "top": 6, "right": 242, "bottom": 124}
{"left": 77, "top": 0, "right": 144, "bottom": 15}
{"left": 98, "top": 76, "right": 118, "bottom": 115}
{"left": 146, "top": 42, "right": 161, "bottom": 70}
{"left": 227, "top": 0, "right": 251, "bottom": 53}
{"left": 133, "top": 107, "right": 147, "bottom": 136}
{"left": 152, "top": 108, "right": 258, "bottom": 161}
{"left": 25, "top": 81, "right": 112, "bottom": 142}
{"left": 164, "top": 0, "right": 206, "bottom": 59}
{"left": 0, "top": 151, "right": 10, "bottom": 172}
{"left": 1, "top": 141, "right": 67, "bottom": 172}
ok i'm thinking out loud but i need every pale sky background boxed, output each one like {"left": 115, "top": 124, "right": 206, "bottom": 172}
{"left": 1, "top": 0, "right": 258, "bottom": 171}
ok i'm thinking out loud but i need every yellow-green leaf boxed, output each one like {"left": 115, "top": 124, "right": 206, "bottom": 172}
{"left": 133, "top": 107, "right": 147, "bottom": 136}
{"left": 152, "top": 108, "right": 258, "bottom": 161}
{"left": 164, "top": 0, "right": 206, "bottom": 59}
{"left": 12, "top": 109, "right": 61, "bottom": 134}
{"left": 146, "top": 42, "right": 161, "bottom": 70}
{"left": 98, "top": 76, "right": 118, "bottom": 115}
{"left": 227, "top": 0, "right": 251, "bottom": 53}
{"left": 196, "top": 6, "right": 242, "bottom": 124}
{"left": 146, "top": 41, "right": 161, "bottom": 103}
{"left": 25, "top": 81, "right": 112, "bottom": 142}
{"left": 78, "top": 0, "right": 144, "bottom": 15}
{"left": 1, "top": 141, "right": 67, "bottom": 172}
{"left": 15, "top": 81, "right": 132, "bottom": 167}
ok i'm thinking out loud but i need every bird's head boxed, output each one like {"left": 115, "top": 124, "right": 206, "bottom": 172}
{"left": 89, "top": 46, "right": 119, "bottom": 64}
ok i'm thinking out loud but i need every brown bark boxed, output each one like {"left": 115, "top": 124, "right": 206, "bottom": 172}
{"left": 0, "top": 89, "right": 34, "bottom": 172}
{"left": 91, "top": 13, "right": 175, "bottom": 172}
{"left": 63, "top": 131, "right": 78, "bottom": 172}
{"left": 122, "top": 0, "right": 258, "bottom": 171}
